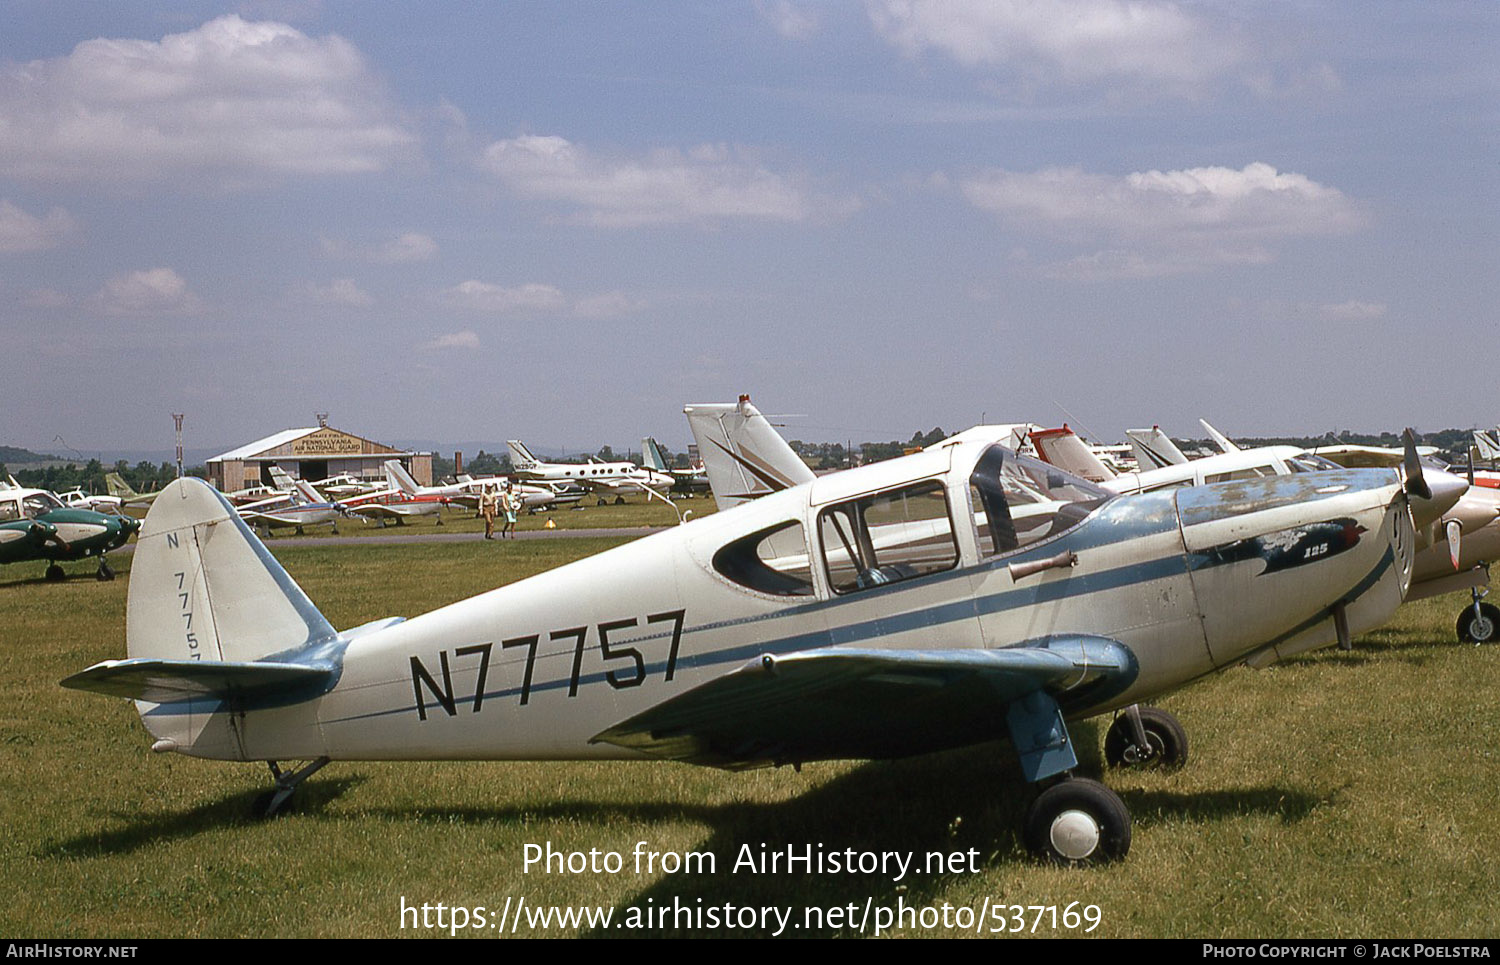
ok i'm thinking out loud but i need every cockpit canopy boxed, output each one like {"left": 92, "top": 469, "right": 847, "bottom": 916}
{"left": 0, "top": 490, "right": 64, "bottom": 522}
{"left": 968, "top": 445, "right": 1113, "bottom": 556}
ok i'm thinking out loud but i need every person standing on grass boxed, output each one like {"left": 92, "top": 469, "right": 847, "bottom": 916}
{"left": 501, "top": 481, "right": 519, "bottom": 539}
{"left": 480, "top": 484, "right": 498, "bottom": 540}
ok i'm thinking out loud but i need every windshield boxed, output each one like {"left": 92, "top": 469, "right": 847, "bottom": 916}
{"left": 969, "top": 445, "right": 1112, "bottom": 556}
{"left": 22, "top": 492, "right": 64, "bottom": 518}
{"left": 1287, "top": 453, "right": 1343, "bottom": 472}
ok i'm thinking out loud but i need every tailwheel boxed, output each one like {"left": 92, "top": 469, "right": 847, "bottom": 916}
{"left": 252, "top": 757, "right": 330, "bottom": 819}
{"left": 1104, "top": 705, "right": 1188, "bottom": 770}
{"left": 1457, "top": 601, "right": 1499, "bottom": 644}
{"left": 1023, "top": 777, "right": 1131, "bottom": 865}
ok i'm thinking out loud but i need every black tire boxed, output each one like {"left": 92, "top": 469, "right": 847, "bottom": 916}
{"left": 1023, "top": 777, "right": 1131, "bottom": 865}
{"left": 1104, "top": 706, "right": 1188, "bottom": 770}
{"left": 96, "top": 562, "right": 114, "bottom": 582}
{"left": 44, "top": 564, "right": 66, "bottom": 582}
{"left": 1457, "top": 602, "right": 1500, "bottom": 644}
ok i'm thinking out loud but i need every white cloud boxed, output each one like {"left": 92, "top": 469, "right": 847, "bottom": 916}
{"left": 442, "top": 280, "right": 644, "bottom": 319}
{"left": 757, "top": 1, "right": 821, "bottom": 41}
{"left": 95, "top": 267, "right": 202, "bottom": 315}
{"left": 303, "top": 277, "right": 373, "bottom": 307}
{"left": 1318, "top": 300, "right": 1386, "bottom": 322}
{"left": 0, "top": 200, "right": 76, "bottom": 252}
{"left": 960, "top": 162, "right": 1365, "bottom": 278}
{"left": 480, "top": 134, "right": 854, "bottom": 227}
{"left": 322, "top": 231, "right": 437, "bottom": 263}
{"left": 423, "top": 330, "right": 480, "bottom": 351}
{"left": 868, "top": 0, "right": 1246, "bottom": 90}
{"left": 0, "top": 15, "right": 417, "bottom": 184}
{"left": 443, "top": 281, "right": 568, "bottom": 314}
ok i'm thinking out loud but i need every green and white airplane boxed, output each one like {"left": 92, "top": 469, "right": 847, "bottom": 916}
{"left": 0, "top": 481, "right": 140, "bottom": 581}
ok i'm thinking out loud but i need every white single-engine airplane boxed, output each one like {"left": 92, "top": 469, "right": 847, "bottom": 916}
{"left": 62, "top": 431, "right": 1463, "bottom": 863}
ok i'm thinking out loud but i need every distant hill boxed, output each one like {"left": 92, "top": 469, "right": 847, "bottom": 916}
{"left": 0, "top": 445, "right": 60, "bottom": 464}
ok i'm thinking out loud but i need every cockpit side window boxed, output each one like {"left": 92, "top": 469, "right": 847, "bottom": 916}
{"left": 969, "top": 445, "right": 1111, "bottom": 558}
{"left": 818, "top": 479, "right": 957, "bottom": 595}
{"left": 712, "top": 520, "right": 814, "bottom": 597}
{"left": 0, "top": 500, "right": 19, "bottom": 521}
{"left": 22, "top": 494, "right": 60, "bottom": 519}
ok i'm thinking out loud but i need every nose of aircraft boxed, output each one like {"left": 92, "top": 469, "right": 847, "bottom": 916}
{"left": 1409, "top": 468, "right": 1467, "bottom": 530}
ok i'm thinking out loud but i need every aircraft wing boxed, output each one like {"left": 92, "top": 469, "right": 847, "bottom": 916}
{"left": 591, "top": 636, "right": 1135, "bottom": 770}
{"left": 348, "top": 502, "right": 434, "bottom": 519}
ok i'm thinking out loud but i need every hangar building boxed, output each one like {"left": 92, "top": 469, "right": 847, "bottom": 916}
{"left": 206, "top": 425, "right": 433, "bottom": 492}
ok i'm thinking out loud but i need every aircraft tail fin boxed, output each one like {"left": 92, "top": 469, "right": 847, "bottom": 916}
{"left": 383, "top": 459, "right": 421, "bottom": 496}
{"left": 641, "top": 437, "right": 670, "bottom": 472}
{"left": 1474, "top": 429, "right": 1500, "bottom": 465}
{"left": 1029, "top": 426, "right": 1116, "bottom": 482}
{"left": 121, "top": 478, "right": 338, "bottom": 665}
{"left": 268, "top": 464, "right": 296, "bottom": 490}
{"left": 507, "top": 440, "right": 540, "bottom": 471}
{"left": 1199, "top": 419, "right": 1242, "bottom": 454}
{"left": 1126, "top": 426, "right": 1188, "bottom": 469}
{"left": 105, "top": 472, "right": 137, "bottom": 499}
{"left": 684, "top": 395, "right": 815, "bottom": 510}
{"left": 292, "top": 479, "right": 324, "bottom": 504}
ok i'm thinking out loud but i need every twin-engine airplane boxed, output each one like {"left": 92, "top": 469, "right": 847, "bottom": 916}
{"left": 1, "top": 483, "right": 140, "bottom": 580}
{"left": 507, "top": 439, "right": 673, "bottom": 504}
{"left": 63, "top": 432, "right": 1465, "bottom": 863}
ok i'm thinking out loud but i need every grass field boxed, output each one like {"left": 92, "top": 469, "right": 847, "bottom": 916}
{"left": 2, "top": 530, "right": 1498, "bottom": 938}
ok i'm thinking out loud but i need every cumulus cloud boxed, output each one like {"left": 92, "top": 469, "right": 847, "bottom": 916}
{"left": 322, "top": 231, "right": 437, "bottom": 263}
{"left": 0, "top": 15, "right": 417, "bottom": 184}
{"left": 423, "top": 330, "right": 480, "bottom": 351}
{"left": 868, "top": 0, "right": 1246, "bottom": 91}
{"left": 757, "top": 1, "right": 821, "bottom": 40}
{"left": 95, "top": 267, "right": 202, "bottom": 315}
{"left": 480, "top": 135, "right": 855, "bottom": 227}
{"left": 960, "top": 162, "right": 1365, "bottom": 278}
{"left": 302, "top": 277, "right": 373, "bottom": 307}
{"left": 0, "top": 200, "right": 76, "bottom": 252}
{"left": 442, "top": 280, "right": 644, "bottom": 319}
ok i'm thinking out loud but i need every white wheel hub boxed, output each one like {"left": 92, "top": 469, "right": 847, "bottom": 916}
{"left": 1049, "top": 808, "right": 1101, "bottom": 860}
{"left": 1473, "top": 615, "right": 1495, "bottom": 642}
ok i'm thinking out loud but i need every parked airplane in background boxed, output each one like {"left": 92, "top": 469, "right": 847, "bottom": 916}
{"left": 1, "top": 481, "right": 139, "bottom": 580}
{"left": 335, "top": 461, "right": 450, "bottom": 525}
{"left": 56, "top": 487, "right": 124, "bottom": 515}
{"left": 63, "top": 429, "right": 1461, "bottom": 863}
{"left": 105, "top": 472, "right": 168, "bottom": 509}
{"left": 237, "top": 480, "right": 346, "bottom": 536}
{"left": 507, "top": 440, "right": 673, "bottom": 504}
{"left": 641, "top": 437, "right": 709, "bottom": 495}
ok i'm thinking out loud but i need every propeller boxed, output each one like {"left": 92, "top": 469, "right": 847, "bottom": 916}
{"left": 1401, "top": 428, "right": 1430, "bottom": 501}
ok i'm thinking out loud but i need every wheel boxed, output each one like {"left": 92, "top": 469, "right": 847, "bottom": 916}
{"left": 1104, "top": 706, "right": 1188, "bottom": 770}
{"left": 251, "top": 788, "right": 294, "bottom": 819}
{"left": 1023, "top": 777, "right": 1131, "bottom": 865}
{"left": 44, "top": 563, "right": 65, "bottom": 582}
{"left": 597, "top": 498, "right": 607, "bottom": 506}
{"left": 614, "top": 496, "right": 625, "bottom": 505}
{"left": 1457, "top": 602, "right": 1500, "bottom": 644}
{"left": 96, "top": 561, "right": 114, "bottom": 582}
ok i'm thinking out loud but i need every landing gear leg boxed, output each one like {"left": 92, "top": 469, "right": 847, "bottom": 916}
{"left": 1007, "top": 691, "right": 1131, "bottom": 864}
{"left": 96, "top": 558, "right": 115, "bottom": 582}
{"left": 252, "top": 757, "right": 330, "bottom": 818}
{"left": 1457, "top": 586, "right": 1499, "bottom": 645}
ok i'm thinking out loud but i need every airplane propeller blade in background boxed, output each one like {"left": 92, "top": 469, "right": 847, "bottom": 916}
{"left": 1402, "top": 428, "right": 1431, "bottom": 501}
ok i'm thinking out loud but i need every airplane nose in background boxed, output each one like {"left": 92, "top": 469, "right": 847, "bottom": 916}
{"left": 1410, "top": 469, "right": 1468, "bottom": 529}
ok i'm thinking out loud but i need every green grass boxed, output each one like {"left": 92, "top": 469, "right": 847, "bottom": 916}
{"left": 2, "top": 541, "right": 1497, "bottom": 938}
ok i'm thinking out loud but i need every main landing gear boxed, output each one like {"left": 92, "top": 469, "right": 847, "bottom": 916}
{"left": 44, "top": 563, "right": 66, "bottom": 582}
{"left": 95, "top": 558, "right": 115, "bottom": 582}
{"left": 1009, "top": 697, "right": 1188, "bottom": 864}
{"left": 251, "top": 757, "right": 330, "bottom": 818}
{"left": 1457, "top": 584, "right": 1498, "bottom": 645}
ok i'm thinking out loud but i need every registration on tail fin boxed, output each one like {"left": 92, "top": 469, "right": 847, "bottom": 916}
{"left": 60, "top": 478, "right": 369, "bottom": 759}
{"left": 506, "top": 439, "right": 541, "bottom": 470}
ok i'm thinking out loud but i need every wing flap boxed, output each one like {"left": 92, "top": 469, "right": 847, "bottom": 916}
{"left": 592, "top": 636, "right": 1135, "bottom": 769}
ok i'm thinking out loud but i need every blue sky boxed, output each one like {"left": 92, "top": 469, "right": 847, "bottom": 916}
{"left": 3, "top": 1, "right": 1496, "bottom": 455}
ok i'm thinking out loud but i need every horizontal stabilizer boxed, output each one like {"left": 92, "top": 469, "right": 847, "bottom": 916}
{"left": 592, "top": 637, "right": 1135, "bottom": 769}
{"left": 61, "top": 658, "right": 335, "bottom": 709}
